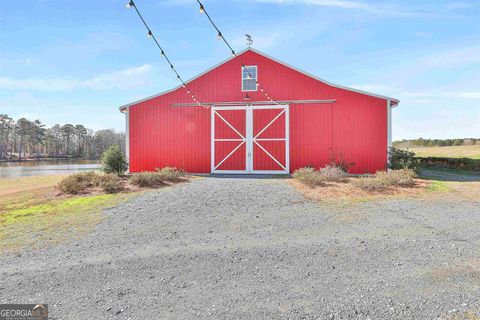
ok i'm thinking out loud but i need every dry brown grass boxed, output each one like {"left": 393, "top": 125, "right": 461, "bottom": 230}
{"left": 318, "top": 165, "right": 349, "bottom": 182}
{"left": 130, "top": 168, "right": 186, "bottom": 187}
{"left": 292, "top": 168, "right": 424, "bottom": 203}
{"left": 443, "top": 311, "right": 480, "bottom": 320}
{"left": 353, "top": 169, "right": 416, "bottom": 191}
{"left": 409, "top": 145, "right": 480, "bottom": 160}
{"left": 292, "top": 167, "right": 326, "bottom": 187}
{"left": 156, "top": 166, "right": 186, "bottom": 181}
{"left": 290, "top": 178, "right": 431, "bottom": 204}
{"left": 0, "top": 175, "right": 66, "bottom": 197}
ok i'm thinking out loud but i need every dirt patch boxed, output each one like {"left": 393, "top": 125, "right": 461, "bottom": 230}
{"left": 430, "top": 259, "right": 480, "bottom": 283}
{"left": 0, "top": 175, "right": 67, "bottom": 196}
{"left": 446, "top": 181, "right": 480, "bottom": 199}
{"left": 443, "top": 311, "right": 480, "bottom": 320}
{"left": 333, "top": 211, "right": 366, "bottom": 223}
{"left": 290, "top": 178, "right": 431, "bottom": 204}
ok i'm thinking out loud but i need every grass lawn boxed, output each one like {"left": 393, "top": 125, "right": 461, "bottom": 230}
{"left": 0, "top": 175, "right": 135, "bottom": 253}
{"left": 408, "top": 145, "right": 480, "bottom": 159}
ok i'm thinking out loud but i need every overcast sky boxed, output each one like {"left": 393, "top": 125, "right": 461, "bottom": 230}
{"left": 0, "top": 0, "right": 479, "bottom": 140}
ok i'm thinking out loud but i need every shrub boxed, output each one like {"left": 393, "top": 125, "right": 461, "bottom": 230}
{"left": 318, "top": 165, "right": 349, "bottom": 182}
{"left": 292, "top": 167, "right": 326, "bottom": 187}
{"left": 101, "top": 145, "right": 128, "bottom": 175}
{"left": 376, "top": 169, "right": 416, "bottom": 187}
{"left": 99, "top": 174, "right": 124, "bottom": 193}
{"left": 156, "top": 167, "right": 185, "bottom": 181}
{"left": 389, "top": 147, "right": 420, "bottom": 171}
{"left": 328, "top": 150, "right": 355, "bottom": 171}
{"left": 57, "top": 171, "right": 99, "bottom": 194}
{"left": 353, "top": 169, "right": 416, "bottom": 191}
{"left": 353, "top": 176, "right": 387, "bottom": 191}
{"left": 130, "top": 172, "right": 165, "bottom": 188}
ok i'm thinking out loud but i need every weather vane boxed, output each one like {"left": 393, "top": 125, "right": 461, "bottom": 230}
{"left": 245, "top": 34, "right": 253, "bottom": 47}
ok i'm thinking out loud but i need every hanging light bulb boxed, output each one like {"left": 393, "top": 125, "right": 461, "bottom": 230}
{"left": 147, "top": 30, "right": 153, "bottom": 38}
{"left": 231, "top": 50, "right": 236, "bottom": 57}
{"left": 161, "top": 50, "right": 165, "bottom": 56}
{"left": 217, "top": 32, "right": 222, "bottom": 40}
{"left": 125, "top": 1, "right": 134, "bottom": 9}
{"left": 199, "top": 3, "right": 205, "bottom": 14}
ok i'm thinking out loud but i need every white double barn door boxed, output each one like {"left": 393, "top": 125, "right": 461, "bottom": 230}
{"left": 211, "top": 105, "right": 289, "bottom": 174}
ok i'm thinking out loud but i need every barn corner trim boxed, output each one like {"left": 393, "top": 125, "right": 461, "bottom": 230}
{"left": 119, "top": 47, "right": 399, "bottom": 112}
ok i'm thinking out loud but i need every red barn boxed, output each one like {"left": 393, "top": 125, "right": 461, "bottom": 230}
{"left": 120, "top": 48, "right": 399, "bottom": 174}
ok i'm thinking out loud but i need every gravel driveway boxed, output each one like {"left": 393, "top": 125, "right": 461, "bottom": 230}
{"left": 1, "top": 176, "right": 480, "bottom": 319}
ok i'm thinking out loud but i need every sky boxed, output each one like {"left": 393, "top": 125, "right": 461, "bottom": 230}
{"left": 0, "top": 0, "right": 479, "bottom": 140}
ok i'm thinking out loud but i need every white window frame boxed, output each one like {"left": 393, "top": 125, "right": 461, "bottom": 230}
{"left": 242, "top": 65, "right": 258, "bottom": 92}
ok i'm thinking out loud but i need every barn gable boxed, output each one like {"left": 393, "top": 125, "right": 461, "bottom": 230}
{"left": 120, "top": 48, "right": 398, "bottom": 111}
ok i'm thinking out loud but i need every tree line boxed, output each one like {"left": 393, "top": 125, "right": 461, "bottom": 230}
{"left": 0, "top": 114, "right": 125, "bottom": 161}
{"left": 393, "top": 138, "right": 479, "bottom": 149}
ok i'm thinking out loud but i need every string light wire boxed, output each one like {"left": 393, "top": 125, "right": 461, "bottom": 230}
{"left": 196, "top": 0, "right": 280, "bottom": 105}
{"left": 126, "top": 0, "right": 207, "bottom": 108}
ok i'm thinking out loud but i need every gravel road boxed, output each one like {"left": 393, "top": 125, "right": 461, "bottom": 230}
{"left": 1, "top": 176, "right": 480, "bottom": 319}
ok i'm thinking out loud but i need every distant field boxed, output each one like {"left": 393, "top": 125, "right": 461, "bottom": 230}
{"left": 407, "top": 145, "right": 480, "bottom": 159}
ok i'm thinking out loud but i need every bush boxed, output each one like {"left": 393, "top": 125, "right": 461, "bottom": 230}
{"left": 353, "top": 176, "right": 387, "bottom": 191}
{"left": 376, "top": 169, "right": 416, "bottom": 187}
{"left": 353, "top": 169, "right": 416, "bottom": 191}
{"left": 101, "top": 145, "right": 128, "bottom": 175}
{"left": 156, "top": 167, "right": 185, "bottom": 181}
{"left": 57, "top": 171, "right": 100, "bottom": 194}
{"left": 99, "top": 174, "right": 124, "bottom": 193}
{"left": 292, "top": 167, "right": 326, "bottom": 187}
{"left": 318, "top": 165, "right": 348, "bottom": 182}
{"left": 130, "top": 172, "right": 165, "bottom": 187}
{"left": 389, "top": 147, "right": 420, "bottom": 171}
{"left": 418, "top": 157, "right": 480, "bottom": 171}
{"left": 328, "top": 151, "right": 355, "bottom": 171}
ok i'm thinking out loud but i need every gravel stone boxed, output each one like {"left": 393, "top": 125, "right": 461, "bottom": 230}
{"left": 1, "top": 176, "right": 480, "bottom": 319}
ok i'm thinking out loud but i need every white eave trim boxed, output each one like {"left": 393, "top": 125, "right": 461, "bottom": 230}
{"left": 119, "top": 47, "right": 399, "bottom": 111}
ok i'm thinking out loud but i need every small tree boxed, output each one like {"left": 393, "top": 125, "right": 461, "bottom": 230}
{"left": 388, "top": 147, "right": 420, "bottom": 171}
{"left": 101, "top": 145, "right": 128, "bottom": 175}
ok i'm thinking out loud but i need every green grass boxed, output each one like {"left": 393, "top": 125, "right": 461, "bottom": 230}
{"left": 0, "top": 175, "right": 135, "bottom": 253}
{"left": 426, "top": 181, "right": 451, "bottom": 192}
{"left": 408, "top": 145, "right": 480, "bottom": 159}
{"left": 2, "top": 194, "right": 121, "bottom": 225}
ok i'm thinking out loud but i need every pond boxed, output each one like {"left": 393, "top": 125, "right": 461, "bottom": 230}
{"left": 0, "top": 160, "right": 101, "bottom": 178}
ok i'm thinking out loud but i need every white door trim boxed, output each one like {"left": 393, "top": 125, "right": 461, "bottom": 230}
{"left": 211, "top": 105, "right": 289, "bottom": 174}
{"left": 211, "top": 108, "right": 248, "bottom": 174}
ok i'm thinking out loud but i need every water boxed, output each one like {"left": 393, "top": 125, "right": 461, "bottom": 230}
{"left": 0, "top": 160, "right": 101, "bottom": 178}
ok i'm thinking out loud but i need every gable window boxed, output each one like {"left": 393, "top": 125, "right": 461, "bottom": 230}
{"left": 242, "top": 66, "right": 257, "bottom": 92}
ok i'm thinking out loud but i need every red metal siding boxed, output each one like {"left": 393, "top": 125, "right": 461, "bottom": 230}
{"left": 127, "top": 50, "right": 389, "bottom": 174}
